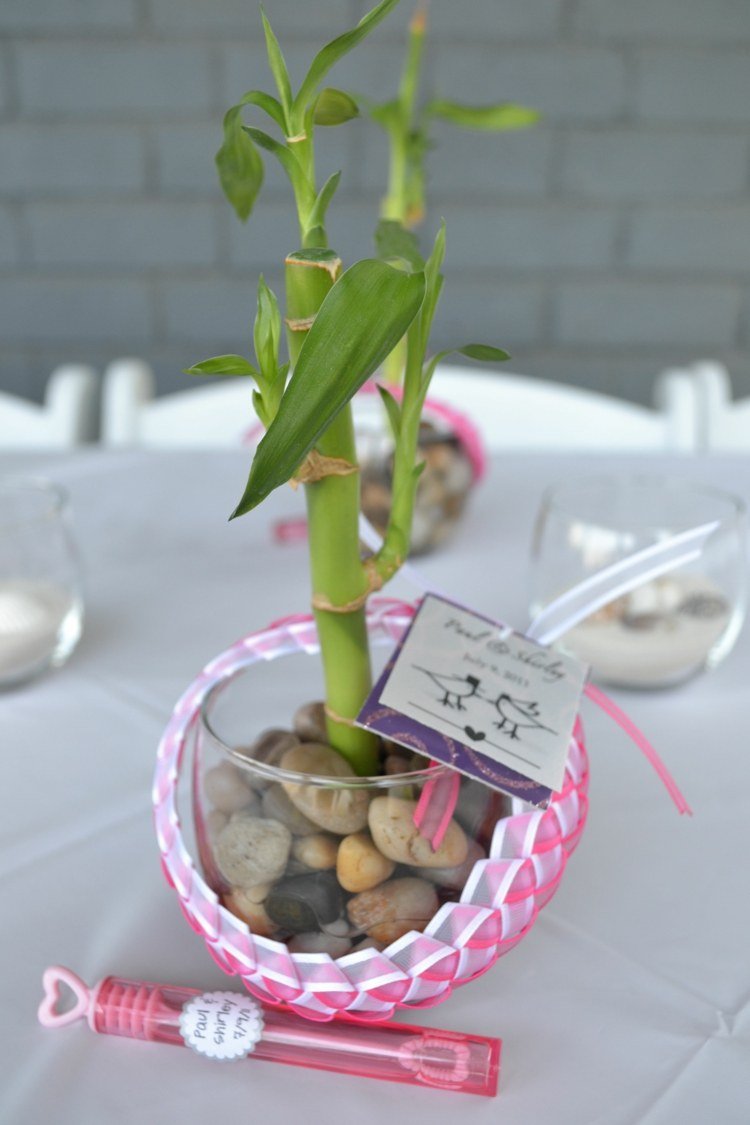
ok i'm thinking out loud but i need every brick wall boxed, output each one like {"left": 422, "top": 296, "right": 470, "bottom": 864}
{"left": 1, "top": 0, "right": 749, "bottom": 407}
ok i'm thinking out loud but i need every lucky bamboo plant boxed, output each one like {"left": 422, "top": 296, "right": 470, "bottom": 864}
{"left": 367, "top": 2, "right": 538, "bottom": 385}
{"left": 187, "top": 0, "right": 507, "bottom": 777}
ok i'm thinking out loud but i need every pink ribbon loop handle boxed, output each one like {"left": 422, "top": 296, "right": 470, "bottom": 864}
{"left": 413, "top": 764, "right": 462, "bottom": 851}
{"left": 584, "top": 682, "right": 692, "bottom": 816}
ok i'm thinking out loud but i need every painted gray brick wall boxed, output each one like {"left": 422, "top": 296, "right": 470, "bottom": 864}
{"left": 1, "top": 0, "right": 749, "bottom": 409}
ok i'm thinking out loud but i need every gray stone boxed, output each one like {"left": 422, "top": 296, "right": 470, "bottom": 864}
{"left": 215, "top": 815, "right": 291, "bottom": 888}
{"left": 203, "top": 761, "right": 256, "bottom": 814}
{"left": 287, "top": 931, "right": 352, "bottom": 957}
{"left": 292, "top": 701, "right": 328, "bottom": 743}
{"left": 417, "top": 839, "right": 486, "bottom": 891}
{"left": 262, "top": 784, "right": 320, "bottom": 837}
{"left": 265, "top": 871, "right": 345, "bottom": 934}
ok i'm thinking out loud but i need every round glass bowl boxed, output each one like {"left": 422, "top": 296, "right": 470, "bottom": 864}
{"left": 0, "top": 477, "right": 83, "bottom": 689}
{"left": 195, "top": 662, "right": 508, "bottom": 956}
{"left": 530, "top": 475, "right": 747, "bottom": 689}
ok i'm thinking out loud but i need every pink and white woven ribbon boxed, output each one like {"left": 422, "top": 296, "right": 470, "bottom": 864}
{"left": 153, "top": 601, "right": 589, "bottom": 1021}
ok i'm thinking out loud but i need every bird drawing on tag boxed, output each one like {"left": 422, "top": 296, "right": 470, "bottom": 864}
{"left": 414, "top": 668, "right": 482, "bottom": 711}
{"left": 491, "top": 694, "right": 556, "bottom": 742}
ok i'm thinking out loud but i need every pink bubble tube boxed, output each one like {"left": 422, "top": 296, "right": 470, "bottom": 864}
{"left": 39, "top": 966, "right": 500, "bottom": 1097}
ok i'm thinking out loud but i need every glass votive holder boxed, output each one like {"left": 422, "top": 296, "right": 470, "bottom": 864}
{"left": 529, "top": 475, "right": 747, "bottom": 689}
{"left": 0, "top": 478, "right": 83, "bottom": 688}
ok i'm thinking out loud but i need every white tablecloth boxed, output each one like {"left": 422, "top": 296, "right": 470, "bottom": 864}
{"left": 2, "top": 449, "right": 749, "bottom": 1124}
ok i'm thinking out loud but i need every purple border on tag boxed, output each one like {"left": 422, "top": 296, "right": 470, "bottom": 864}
{"left": 357, "top": 599, "right": 554, "bottom": 808}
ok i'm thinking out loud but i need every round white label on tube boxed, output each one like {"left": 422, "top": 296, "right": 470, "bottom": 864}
{"left": 180, "top": 991, "right": 265, "bottom": 1061}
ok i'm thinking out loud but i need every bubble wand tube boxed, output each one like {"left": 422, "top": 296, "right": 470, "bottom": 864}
{"left": 39, "top": 967, "right": 500, "bottom": 1097}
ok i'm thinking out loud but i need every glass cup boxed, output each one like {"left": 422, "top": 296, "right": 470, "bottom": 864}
{"left": 0, "top": 477, "right": 83, "bottom": 688}
{"left": 529, "top": 475, "right": 747, "bottom": 689}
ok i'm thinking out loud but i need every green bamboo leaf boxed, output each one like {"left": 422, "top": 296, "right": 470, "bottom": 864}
{"left": 243, "top": 126, "right": 304, "bottom": 185}
{"left": 231, "top": 259, "right": 425, "bottom": 517}
{"left": 376, "top": 383, "right": 402, "bottom": 439}
{"left": 184, "top": 355, "right": 260, "bottom": 378}
{"left": 368, "top": 98, "right": 402, "bottom": 132}
{"left": 253, "top": 276, "right": 282, "bottom": 381}
{"left": 420, "top": 342, "right": 510, "bottom": 395}
{"left": 314, "top": 88, "right": 360, "bottom": 126}
{"left": 374, "top": 219, "right": 424, "bottom": 270}
{"left": 307, "top": 170, "right": 342, "bottom": 234}
{"left": 292, "top": 0, "right": 402, "bottom": 126}
{"left": 235, "top": 88, "right": 287, "bottom": 132}
{"left": 457, "top": 343, "right": 511, "bottom": 362}
{"left": 216, "top": 107, "right": 264, "bottom": 221}
{"left": 426, "top": 100, "right": 540, "bottom": 131}
{"left": 261, "top": 7, "right": 293, "bottom": 118}
{"left": 418, "top": 220, "right": 446, "bottom": 345}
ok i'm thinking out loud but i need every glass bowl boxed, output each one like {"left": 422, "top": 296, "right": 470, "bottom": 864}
{"left": 530, "top": 475, "right": 747, "bottom": 689}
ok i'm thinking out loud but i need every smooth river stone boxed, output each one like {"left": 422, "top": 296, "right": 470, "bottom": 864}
{"left": 292, "top": 833, "right": 339, "bottom": 870}
{"left": 347, "top": 877, "right": 438, "bottom": 944}
{"left": 203, "top": 761, "right": 255, "bottom": 814}
{"left": 265, "top": 871, "right": 345, "bottom": 934}
{"left": 262, "top": 783, "right": 320, "bottom": 836}
{"left": 223, "top": 888, "right": 278, "bottom": 938}
{"left": 336, "top": 832, "right": 395, "bottom": 893}
{"left": 415, "top": 839, "right": 486, "bottom": 890}
{"left": 233, "top": 728, "right": 300, "bottom": 790}
{"left": 287, "top": 931, "right": 352, "bottom": 957}
{"left": 280, "top": 743, "right": 370, "bottom": 835}
{"left": 293, "top": 701, "right": 328, "bottom": 743}
{"left": 215, "top": 815, "right": 291, "bottom": 888}
{"left": 368, "top": 797, "right": 468, "bottom": 868}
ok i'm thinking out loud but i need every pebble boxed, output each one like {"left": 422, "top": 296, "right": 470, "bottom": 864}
{"left": 293, "top": 701, "right": 328, "bottom": 743}
{"left": 205, "top": 809, "right": 228, "bottom": 838}
{"left": 265, "top": 871, "right": 345, "bottom": 934}
{"left": 384, "top": 753, "right": 413, "bottom": 775}
{"left": 454, "top": 781, "right": 509, "bottom": 840}
{"left": 262, "top": 783, "right": 321, "bottom": 836}
{"left": 281, "top": 743, "right": 370, "bottom": 835}
{"left": 347, "top": 877, "right": 439, "bottom": 944}
{"left": 368, "top": 797, "right": 468, "bottom": 868}
{"left": 417, "top": 839, "right": 486, "bottom": 890}
{"left": 233, "top": 728, "right": 300, "bottom": 789}
{"left": 336, "top": 832, "right": 396, "bottom": 893}
{"left": 287, "top": 932, "right": 352, "bottom": 957}
{"left": 292, "top": 833, "right": 339, "bottom": 870}
{"left": 203, "top": 761, "right": 255, "bottom": 814}
{"left": 214, "top": 815, "right": 291, "bottom": 888}
{"left": 223, "top": 888, "right": 278, "bottom": 938}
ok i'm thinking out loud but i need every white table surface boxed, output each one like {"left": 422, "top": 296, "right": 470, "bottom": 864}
{"left": 2, "top": 448, "right": 749, "bottom": 1124}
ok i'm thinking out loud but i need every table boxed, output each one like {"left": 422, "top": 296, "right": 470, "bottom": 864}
{"left": 2, "top": 449, "right": 749, "bottom": 1124}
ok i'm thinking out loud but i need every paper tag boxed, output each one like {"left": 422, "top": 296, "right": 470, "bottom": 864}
{"left": 357, "top": 594, "right": 588, "bottom": 802}
{"left": 180, "top": 991, "right": 264, "bottom": 1061}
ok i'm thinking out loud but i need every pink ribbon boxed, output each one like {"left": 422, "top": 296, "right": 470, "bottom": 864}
{"left": 583, "top": 682, "right": 692, "bottom": 815}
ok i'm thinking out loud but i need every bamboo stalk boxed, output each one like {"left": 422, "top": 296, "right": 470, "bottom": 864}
{"left": 285, "top": 251, "right": 380, "bottom": 774}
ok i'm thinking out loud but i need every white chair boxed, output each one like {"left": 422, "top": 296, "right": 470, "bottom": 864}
{"left": 690, "top": 361, "right": 750, "bottom": 452}
{"left": 102, "top": 358, "right": 259, "bottom": 448}
{"left": 101, "top": 356, "right": 699, "bottom": 452}
{"left": 0, "top": 365, "right": 98, "bottom": 449}
{"left": 429, "top": 365, "right": 698, "bottom": 453}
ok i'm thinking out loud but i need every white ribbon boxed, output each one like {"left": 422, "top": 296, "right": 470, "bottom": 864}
{"left": 360, "top": 514, "right": 720, "bottom": 640}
